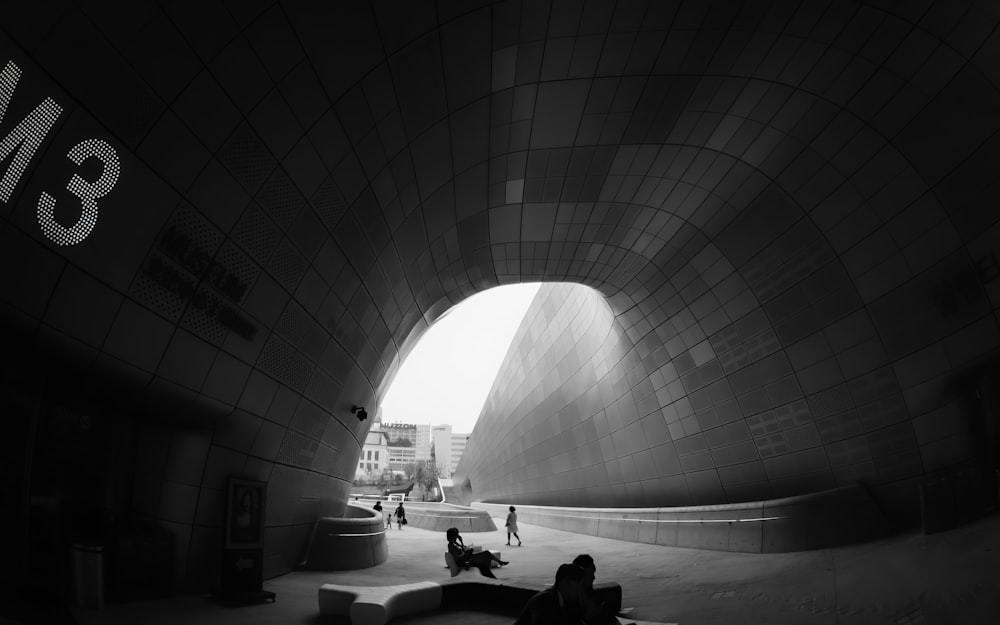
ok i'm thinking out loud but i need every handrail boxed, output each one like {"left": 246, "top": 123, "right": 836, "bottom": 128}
{"left": 472, "top": 484, "right": 888, "bottom": 553}
{"left": 523, "top": 510, "right": 788, "bottom": 523}
{"left": 475, "top": 504, "right": 788, "bottom": 524}
{"left": 404, "top": 511, "right": 487, "bottom": 519}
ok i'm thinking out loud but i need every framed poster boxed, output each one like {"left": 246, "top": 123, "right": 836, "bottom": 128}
{"left": 225, "top": 477, "right": 266, "bottom": 549}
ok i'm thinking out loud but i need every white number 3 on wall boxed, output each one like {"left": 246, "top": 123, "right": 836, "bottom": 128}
{"left": 37, "top": 138, "right": 121, "bottom": 246}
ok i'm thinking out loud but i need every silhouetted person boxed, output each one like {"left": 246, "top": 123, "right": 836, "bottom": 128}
{"left": 446, "top": 527, "right": 507, "bottom": 578}
{"left": 505, "top": 505, "right": 521, "bottom": 546}
{"left": 573, "top": 554, "right": 621, "bottom": 625}
{"left": 394, "top": 502, "right": 406, "bottom": 529}
{"left": 513, "top": 562, "right": 587, "bottom": 625}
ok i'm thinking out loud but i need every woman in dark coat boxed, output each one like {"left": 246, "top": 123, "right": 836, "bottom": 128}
{"left": 446, "top": 527, "right": 507, "bottom": 578}
{"left": 394, "top": 502, "right": 406, "bottom": 529}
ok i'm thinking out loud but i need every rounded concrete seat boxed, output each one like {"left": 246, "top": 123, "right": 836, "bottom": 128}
{"left": 318, "top": 581, "right": 442, "bottom": 625}
{"left": 316, "top": 579, "right": 672, "bottom": 625}
{"left": 444, "top": 551, "right": 463, "bottom": 576}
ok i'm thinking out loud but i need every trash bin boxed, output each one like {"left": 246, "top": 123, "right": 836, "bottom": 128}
{"left": 71, "top": 543, "right": 104, "bottom": 608}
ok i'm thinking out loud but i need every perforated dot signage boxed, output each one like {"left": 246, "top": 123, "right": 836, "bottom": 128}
{"left": 0, "top": 60, "right": 121, "bottom": 246}
{"left": 37, "top": 139, "right": 121, "bottom": 245}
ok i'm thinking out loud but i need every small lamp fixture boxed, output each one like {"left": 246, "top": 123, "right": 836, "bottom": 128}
{"left": 352, "top": 405, "right": 368, "bottom": 422}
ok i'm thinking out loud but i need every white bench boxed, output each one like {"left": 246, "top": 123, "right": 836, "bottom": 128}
{"left": 317, "top": 581, "right": 442, "bottom": 625}
{"left": 317, "top": 580, "right": 676, "bottom": 625}
{"left": 444, "top": 551, "right": 464, "bottom": 576}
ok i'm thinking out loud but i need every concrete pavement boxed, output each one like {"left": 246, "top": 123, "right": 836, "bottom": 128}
{"left": 72, "top": 509, "right": 1000, "bottom": 625}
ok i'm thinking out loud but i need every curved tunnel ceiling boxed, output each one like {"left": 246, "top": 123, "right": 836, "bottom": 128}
{"left": 2, "top": 0, "right": 1000, "bottom": 590}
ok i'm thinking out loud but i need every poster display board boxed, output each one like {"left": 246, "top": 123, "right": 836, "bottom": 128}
{"left": 225, "top": 477, "right": 265, "bottom": 549}
{"left": 220, "top": 477, "right": 274, "bottom": 603}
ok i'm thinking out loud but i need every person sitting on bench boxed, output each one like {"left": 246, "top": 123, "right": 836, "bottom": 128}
{"left": 514, "top": 562, "right": 587, "bottom": 625}
{"left": 573, "top": 554, "right": 622, "bottom": 625}
{"left": 446, "top": 527, "right": 507, "bottom": 578}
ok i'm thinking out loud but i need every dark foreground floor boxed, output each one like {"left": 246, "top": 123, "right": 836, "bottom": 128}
{"left": 59, "top": 510, "right": 1000, "bottom": 625}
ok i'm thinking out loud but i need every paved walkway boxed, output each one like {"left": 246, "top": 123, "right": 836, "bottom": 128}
{"left": 72, "top": 511, "right": 1000, "bottom": 625}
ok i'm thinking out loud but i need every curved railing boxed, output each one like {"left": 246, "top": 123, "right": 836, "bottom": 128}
{"left": 474, "top": 484, "right": 890, "bottom": 553}
{"left": 300, "top": 504, "right": 388, "bottom": 570}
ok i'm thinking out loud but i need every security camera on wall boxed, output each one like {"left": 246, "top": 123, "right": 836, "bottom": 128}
{"left": 352, "top": 406, "right": 368, "bottom": 421}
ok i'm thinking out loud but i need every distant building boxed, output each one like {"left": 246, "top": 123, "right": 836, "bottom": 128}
{"left": 379, "top": 423, "right": 432, "bottom": 459}
{"left": 450, "top": 432, "right": 469, "bottom": 475}
{"left": 368, "top": 420, "right": 465, "bottom": 477}
{"left": 431, "top": 424, "right": 469, "bottom": 478}
{"left": 386, "top": 445, "right": 416, "bottom": 472}
{"left": 356, "top": 430, "right": 388, "bottom": 480}
{"left": 431, "top": 425, "right": 452, "bottom": 477}
{"left": 414, "top": 424, "right": 432, "bottom": 461}
{"left": 381, "top": 422, "right": 417, "bottom": 445}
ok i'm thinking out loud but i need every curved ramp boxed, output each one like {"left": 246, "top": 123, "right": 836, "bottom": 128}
{"left": 475, "top": 484, "right": 889, "bottom": 553}
{"left": 400, "top": 502, "right": 498, "bottom": 532}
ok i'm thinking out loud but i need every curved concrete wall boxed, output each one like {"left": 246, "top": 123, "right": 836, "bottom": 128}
{"left": 301, "top": 504, "right": 387, "bottom": 570}
{"left": 474, "top": 485, "right": 890, "bottom": 553}
{"left": 401, "top": 503, "right": 497, "bottom": 533}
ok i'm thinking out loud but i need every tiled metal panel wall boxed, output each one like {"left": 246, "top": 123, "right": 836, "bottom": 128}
{"left": 460, "top": 278, "right": 922, "bottom": 513}
{"left": 2, "top": 0, "right": 1000, "bottom": 592}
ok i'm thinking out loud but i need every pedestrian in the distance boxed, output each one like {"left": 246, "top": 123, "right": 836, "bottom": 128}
{"left": 394, "top": 502, "right": 406, "bottom": 529}
{"left": 506, "top": 505, "right": 521, "bottom": 546}
{"left": 374, "top": 500, "right": 391, "bottom": 529}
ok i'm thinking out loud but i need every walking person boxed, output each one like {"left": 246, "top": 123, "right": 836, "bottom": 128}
{"left": 505, "top": 505, "right": 522, "bottom": 546}
{"left": 375, "top": 500, "right": 393, "bottom": 529}
{"left": 394, "top": 501, "right": 406, "bottom": 529}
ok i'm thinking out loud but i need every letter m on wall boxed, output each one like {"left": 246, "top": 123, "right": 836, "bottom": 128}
{"left": 0, "top": 60, "right": 62, "bottom": 203}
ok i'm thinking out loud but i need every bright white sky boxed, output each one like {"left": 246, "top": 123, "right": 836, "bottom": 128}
{"left": 379, "top": 283, "right": 541, "bottom": 434}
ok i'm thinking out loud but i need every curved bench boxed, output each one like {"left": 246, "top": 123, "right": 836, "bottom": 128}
{"left": 318, "top": 581, "right": 442, "bottom": 625}
{"left": 318, "top": 579, "right": 629, "bottom": 624}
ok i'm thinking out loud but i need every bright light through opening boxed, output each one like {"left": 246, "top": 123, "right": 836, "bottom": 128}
{"left": 380, "top": 283, "right": 541, "bottom": 434}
